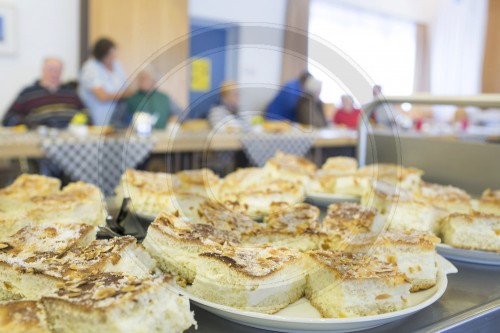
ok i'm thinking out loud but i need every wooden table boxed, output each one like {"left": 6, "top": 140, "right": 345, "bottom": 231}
{"left": 0, "top": 129, "right": 358, "bottom": 160}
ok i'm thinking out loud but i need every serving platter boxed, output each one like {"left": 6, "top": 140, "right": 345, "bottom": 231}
{"left": 177, "top": 256, "right": 457, "bottom": 333}
{"left": 436, "top": 243, "right": 500, "bottom": 266}
{"left": 305, "top": 191, "right": 360, "bottom": 207}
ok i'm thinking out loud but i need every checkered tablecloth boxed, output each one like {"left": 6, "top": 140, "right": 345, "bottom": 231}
{"left": 41, "top": 135, "right": 155, "bottom": 195}
{"left": 240, "top": 132, "right": 315, "bottom": 166}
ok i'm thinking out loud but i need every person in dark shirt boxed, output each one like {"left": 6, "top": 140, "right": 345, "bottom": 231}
{"left": 265, "top": 71, "right": 311, "bottom": 122}
{"left": 2, "top": 58, "right": 89, "bottom": 128}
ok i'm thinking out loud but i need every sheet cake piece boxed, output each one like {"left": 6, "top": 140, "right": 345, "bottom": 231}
{"left": 305, "top": 250, "right": 410, "bottom": 318}
{"left": 478, "top": 189, "right": 500, "bottom": 215}
{"left": 0, "top": 300, "right": 50, "bottom": 333}
{"left": 243, "top": 202, "right": 324, "bottom": 251}
{"left": 344, "top": 230, "right": 440, "bottom": 291}
{"left": 191, "top": 245, "right": 306, "bottom": 314}
{"left": 41, "top": 273, "right": 195, "bottom": 333}
{"left": 143, "top": 212, "right": 239, "bottom": 284}
{"left": 441, "top": 212, "right": 500, "bottom": 252}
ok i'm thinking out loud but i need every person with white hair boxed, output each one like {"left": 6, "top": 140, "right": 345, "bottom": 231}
{"left": 296, "top": 76, "right": 328, "bottom": 128}
{"left": 126, "top": 66, "right": 179, "bottom": 129}
{"left": 2, "top": 57, "right": 88, "bottom": 128}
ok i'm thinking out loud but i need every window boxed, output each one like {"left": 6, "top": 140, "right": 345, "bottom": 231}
{"left": 308, "top": 0, "right": 417, "bottom": 103}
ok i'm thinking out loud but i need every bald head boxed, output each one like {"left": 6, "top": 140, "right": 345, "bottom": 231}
{"left": 41, "top": 57, "right": 63, "bottom": 91}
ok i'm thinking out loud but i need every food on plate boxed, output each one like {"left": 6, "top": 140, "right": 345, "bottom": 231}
{"left": 305, "top": 250, "right": 410, "bottom": 318}
{"left": 142, "top": 212, "right": 239, "bottom": 284}
{"left": 242, "top": 202, "right": 324, "bottom": 251}
{"left": 175, "top": 168, "right": 221, "bottom": 199}
{"left": 0, "top": 300, "right": 50, "bottom": 333}
{"left": 195, "top": 199, "right": 260, "bottom": 233}
{"left": 41, "top": 273, "right": 196, "bottom": 333}
{"left": 219, "top": 167, "right": 305, "bottom": 219}
{"left": 323, "top": 203, "right": 384, "bottom": 235}
{"left": 321, "top": 156, "right": 358, "bottom": 173}
{"left": 343, "top": 231, "right": 440, "bottom": 291}
{"left": 417, "top": 182, "right": 471, "bottom": 214}
{"left": 264, "top": 151, "right": 317, "bottom": 185}
{"left": 478, "top": 189, "right": 500, "bottom": 215}
{"left": 191, "top": 245, "right": 306, "bottom": 314}
{"left": 357, "top": 163, "right": 423, "bottom": 193}
{"left": 441, "top": 212, "right": 500, "bottom": 252}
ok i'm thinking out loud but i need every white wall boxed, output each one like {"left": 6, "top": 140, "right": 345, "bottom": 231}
{"left": 189, "top": 0, "right": 287, "bottom": 112}
{"left": 0, "top": 0, "right": 80, "bottom": 119}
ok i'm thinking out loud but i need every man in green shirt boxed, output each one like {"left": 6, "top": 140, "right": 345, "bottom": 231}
{"left": 127, "top": 68, "right": 179, "bottom": 129}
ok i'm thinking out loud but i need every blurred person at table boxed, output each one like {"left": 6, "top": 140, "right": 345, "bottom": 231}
{"left": 265, "top": 71, "right": 311, "bottom": 122}
{"left": 208, "top": 81, "right": 250, "bottom": 132}
{"left": 372, "top": 84, "right": 393, "bottom": 127}
{"left": 296, "top": 76, "right": 327, "bottom": 128}
{"left": 2, "top": 57, "right": 89, "bottom": 129}
{"left": 126, "top": 66, "right": 181, "bottom": 129}
{"left": 79, "top": 38, "right": 135, "bottom": 126}
{"left": 333, "top": 95, "right": 362, "bottom": 129}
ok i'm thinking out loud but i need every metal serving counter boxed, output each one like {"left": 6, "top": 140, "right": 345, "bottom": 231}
{"left": 185, "top": 259, "right": 500, "bottom": 332}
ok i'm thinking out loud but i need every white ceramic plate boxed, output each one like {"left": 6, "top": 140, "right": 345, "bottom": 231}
{"left": 306, "top": 191, "right": 360, "bottom": 207}
{"left": 178, "top": 256, "right": 456, "bottom": 333}
{"left": 436, "top": 243, "right": 500, "bottom": 266}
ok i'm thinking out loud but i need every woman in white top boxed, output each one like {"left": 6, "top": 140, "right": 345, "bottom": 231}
{"left": 79, "top": 38, "right": 134, "bottom": 126}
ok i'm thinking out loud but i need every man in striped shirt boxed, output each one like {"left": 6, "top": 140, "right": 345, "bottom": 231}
{"left": 2, "top": 58, "right": 89, "bottom": 128}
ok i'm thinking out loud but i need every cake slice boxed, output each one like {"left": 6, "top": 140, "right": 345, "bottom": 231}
{"left": 358, "top": 163, "right": 423, "bottom": 193}
{"left": 323, "top": 203, "right": 385, "bottom": 234}
{"left": 362, "top": 181, "right": 443, "bottom": 235}
{"left": 175, "top": 168, "right": 221, "bottom": 199}
{"left": 242, "top": 202, "right": 324, "bottom": 251}
{"left": 0, "top": 229, "right": 154, "bottom": 300}
{"left": 0, "top": 174, "right": 61, "bottom": 214}
{"left": 478, "top": 189, "right": 500, "bottom": 215}
{"left": 219, "top": 167, "right": 305, "bottom": 219}
{"left": 41, "top": 273, "right": 196, "bottom": 333}
{"left": 418, "top": 182, "right": 471, "bottom": 214}
{"left": 343, "top": 231, "right": 440, "bottom": 291}
{"left": 441, "top": 212, "right": 500, "bottom": 252}
{"left": 321, "top": 156, "right": 358, "bottom": 173}
{"left": 0, "top": 224, "right": 96, "bottom": 300}
{"left": 0, "top": 300, "right": 50, "bottom": 333}
{"left": 191, "top": 245, "right": 306, "bottom": 314}
{"left": 115, "top": 169, "right": 178, "bottom": 217}
{"left": 26, "top": 182, "right": 107, "bottom": 227}
{"left": 142, "top": 212, "right": 239, "bottom": 284}
{"left": 305, "top": 250, "right": 410, "bottom": 318}
{"left": 264, "top": 151, "right": 317, "bottom": 185}
{"left": 195, "top": 199, "right": 260, "bottom": 233}
{"left": 307, "top": 170, "right": 370, "bottom": 196}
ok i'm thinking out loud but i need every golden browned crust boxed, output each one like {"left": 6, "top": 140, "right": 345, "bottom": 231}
{"left": 0, "top": 174, "right": 61, "bottom": 199}
{"left": 357, "top": 164, "right": 423, "bottom": 179}
{"left": 260, "top": 202, "right": 322, "bottom": 235}
{"left": 307, "top": 250, "right": 408, "bottom": 283}
{"left": 120, "top": 169, "right": 177, "bottom": 195}
{"left": 345, "top": 230, "right": 440, "bottom": 251}
{"left": 266, "top": 151, "right": 317, "bottom": 175}
{"left": 176, "top": 168, "right": 220, "bottom": 187}
{"left": 0, "top": 224, "right": 95, "bottom": 261}
{"left": 199, "top": 245, "right": 301, "bottom": 278}
{"left": 480, "top": 189, "right": 500, "bottom": 204}
{"left": 321, "top": 157, "right": 358, "bottom": 173}
{"left": 419, "top": 182, "right": 470, "bottom": 202}
{"left": 42, "top": 273, "right": 172, "bottom": 310}
{"left": 324, "top": 203, "right": 377, "bottom": 234}
{"left": 0, "top": 300, "right": 48, "bottom": 332}
{"left": 151, "top": 212, "right": 240, "bottom": 246}
{"left": 196, "top": 200, "right": 260, "bottom": 233}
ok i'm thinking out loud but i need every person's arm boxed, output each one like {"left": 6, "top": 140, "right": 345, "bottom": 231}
{"left": 90, "top": 87, "right": 134, "bottom": 102}
{"left": 2, "top": 90, "right": 28, "bottom": 127}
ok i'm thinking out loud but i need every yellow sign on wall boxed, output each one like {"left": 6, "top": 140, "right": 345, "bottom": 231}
{"left": 190, "top": 58, "right": 211, "bottom": 92}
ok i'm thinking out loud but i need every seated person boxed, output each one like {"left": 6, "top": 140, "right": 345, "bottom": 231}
{"left": 208, "top": 81, "right": 249, "bottom": 132}
{"left": 126, "top": 67, "right": 179, "bottom": 129}
{"left": 265, "top": 71, "right": 310, "bottom": 122}
{"left": 333, "top": 95, "right": 362, "bottom": 129}
{"left": 296, "top": 77, "right": 327, "bottom": 128}
{"left": 2, "top": 58, "right": 89, "bottom": 128}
